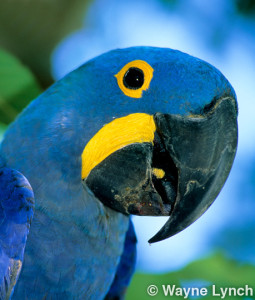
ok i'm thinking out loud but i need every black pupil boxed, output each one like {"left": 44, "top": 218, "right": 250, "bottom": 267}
{"left": 123, "top": 67, "right": 144, "bottom": 90}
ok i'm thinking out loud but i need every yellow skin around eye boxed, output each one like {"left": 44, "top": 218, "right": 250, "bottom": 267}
{"left": 114, "top": 60, "right": 154, "bottom": 98}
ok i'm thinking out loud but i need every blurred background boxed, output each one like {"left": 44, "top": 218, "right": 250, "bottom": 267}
{"left": 0, "top": 0, "right": 255, "bottom": 299}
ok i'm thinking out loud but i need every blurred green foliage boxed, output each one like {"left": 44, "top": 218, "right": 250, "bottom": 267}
{"left": 235, "top": 0, "right": 255, "bottom": 16}
{"left": 0, "top": 48, "right": 41, "bottom": 124}
{"left": 126, "top": 253, "right": 255, "bottom": 299}
{"left": 0, "top": 0, "right": 92, "bottom": 87}
{"left": 0, "top": 122, "right": 6, "bottom": 142}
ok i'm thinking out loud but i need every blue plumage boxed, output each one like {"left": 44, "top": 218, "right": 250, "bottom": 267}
{"left": 0, "top": 168, "right": 34, "bottom": 299}
{"left": 0, "top": 47, "right": 237, "bottom": 299}
{"left": 105, "top": 219, "right": 137, "bottom": 299}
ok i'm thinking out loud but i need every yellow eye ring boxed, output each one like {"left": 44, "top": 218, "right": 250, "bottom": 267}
{"left": 115, "top": 60, "right": 154, "bottom": 98}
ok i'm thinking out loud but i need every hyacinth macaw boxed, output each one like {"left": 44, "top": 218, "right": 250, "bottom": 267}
{"left": 0, "top": 47, "right": 238, "bottom": 299}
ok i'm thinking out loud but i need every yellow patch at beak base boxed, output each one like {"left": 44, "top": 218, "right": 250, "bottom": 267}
{"left": 81, "top": 113, "right": 156, "bottom": 179}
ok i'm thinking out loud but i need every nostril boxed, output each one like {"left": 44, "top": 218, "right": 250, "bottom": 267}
{"left": 202, "top": 97, "right": 217, "bottom": 115}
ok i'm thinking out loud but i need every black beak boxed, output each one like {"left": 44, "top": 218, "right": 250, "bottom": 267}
{"left": 149, "top": 96, "right": 238, "bottom": 243}
{"left": 84, "top": 96, "right": 237, "bottom": 243}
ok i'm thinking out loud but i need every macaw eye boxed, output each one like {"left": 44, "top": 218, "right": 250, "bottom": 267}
{"left": 115, "top": 60, "right": 154, "bottom": 98}
{"left": 123, "top": 67, "right": 144, "bottom": 90}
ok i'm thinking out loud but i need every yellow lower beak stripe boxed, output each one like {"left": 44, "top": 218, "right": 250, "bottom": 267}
{"left": 81, "top": 113, "right": 156, "bottom": 179}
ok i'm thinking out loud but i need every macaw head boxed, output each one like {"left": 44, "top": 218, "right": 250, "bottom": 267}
{"left": 77, "top": 47, "right": 238, "bottom": 243}
{"left": 2, "top": 47, "right": 238, "bottom": 243}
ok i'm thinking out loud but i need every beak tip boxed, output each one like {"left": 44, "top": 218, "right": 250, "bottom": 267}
{"left": 148, "top": 237, "right": 158, "bottom": 244}
{"left": 148, "top": 233, "right": 170, "bottom": 244}
{"left": 148, "top": 238, "right": 156, "bottom": 244}
{"left": 147, "top": 228, "right": 172, "bottom": 244}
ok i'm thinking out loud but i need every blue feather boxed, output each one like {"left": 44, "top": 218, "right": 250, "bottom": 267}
{"left": 0, "top": 167, "right": 34, "bottom": 299}
{"left": 105, "top": 219, "right": 137, "bottom": 299}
